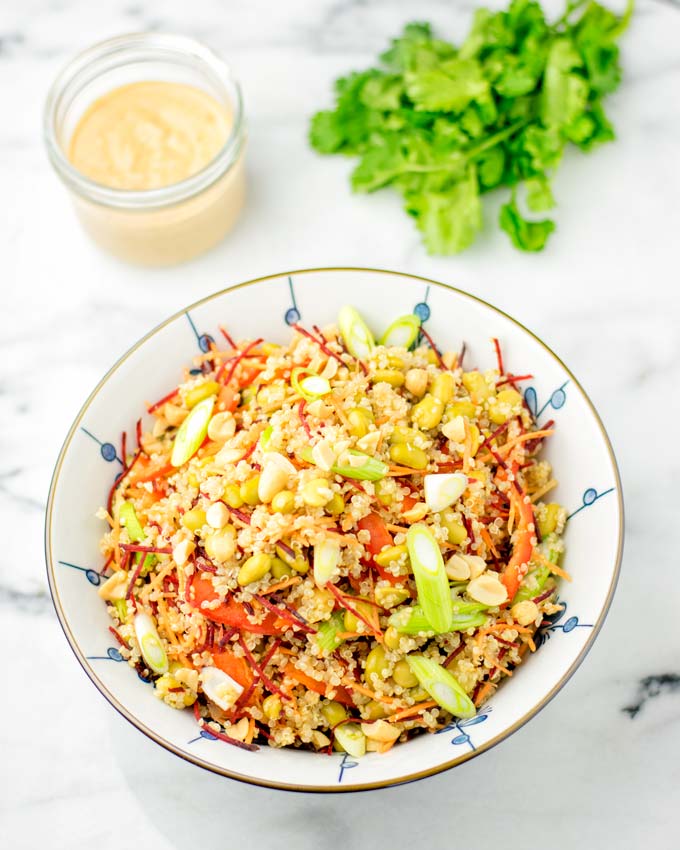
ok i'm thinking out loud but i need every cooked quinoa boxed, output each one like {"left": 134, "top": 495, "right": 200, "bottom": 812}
{"left": 96, "top": 308, "right": 568, "bottom": 756}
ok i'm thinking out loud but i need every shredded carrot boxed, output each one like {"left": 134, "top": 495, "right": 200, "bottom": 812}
{"left": 474, "top": 681, "right": 496, "bottom": 707}
{"left": 385, "top": 523, "right": 409, "bottom": 534}
{"left": 480, "top": 527, "right": 500, "bottom": 559}
{"left": 156, "top": 598, "right": 180, "bottom": 646}
{"left": 388, "top": 700, "right": 438, "bottom": 722}
{"left": 530, "top": 479, "right": 558, "bottom": 502}
{"left": 387, "top": 466, "right": 420, "bottom": 476}
{"left": 534, "top": 550, "right": 572, "bottom": 581}
{"left": 260, "top": 576, "right": 302, "bottom": 595}
{"left": 340, "top": 678, "right": 399, "bottom": 705}
{"left": 500, "top": 429, "right": 554, "bottom": 455}
{"left": 335, "top": 632, "right": 361, "bottom": 640}
{"left": 328, "top": 395, "right": 350, "bottom": 428}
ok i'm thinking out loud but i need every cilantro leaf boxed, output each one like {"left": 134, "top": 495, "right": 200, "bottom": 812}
{"left": 525, "top": 175, "right": 555, "bottom": 211}
{"left": 406, "top": 168, "right": 483, "bottom": 254}
{"left": 406, "top": 59, "right": 489, "bottom": 113}
{"left": 500, "top": 193, "right": 555, "bottom": 250}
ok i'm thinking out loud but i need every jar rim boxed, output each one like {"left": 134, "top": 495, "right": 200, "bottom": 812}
{"left": 43, "top": 32, "right": 246, "bottom": 210}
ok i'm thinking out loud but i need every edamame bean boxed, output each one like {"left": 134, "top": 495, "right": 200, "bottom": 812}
{"left": 321, "top": 700, "right": 348, "bottom": 727}
{"left": 270, "top": 557, "right": 293, "bottom": 579}
{"left": 302, "top": 478, "right": 333, "bottom": 507}
{"left": 437, "top": 510, "right": 467, "bottom": 545}
{"left": 271, "top": 490, "right": 295, "bottom": 514}
{"left": 393, "top": 659, "right": 419, "bottom": 688}
{"left": 364, "top": 646, "right": 389, "bottom": 683}
{"left": 185, "top": 381, "right": 220, "bottom": 408}
{"left": 462, "top": 371, "right": 492, "bottom": 401}
{"left": 223, "top": 483, "right": 244, "bottom": 509}
{"left": 181, "top": 507, "right": 206, "bottom": 532}
{"left": 237, "top": 553, "right": 272, "bottom": 586}
{"left": 411, "top": 394, "right": 445, "bottom": 430}
{"left": 240, "top": 476, "right": 261, "bottom": 506}
{"left": 390, "top": 442, "right": 428, "bottom": 470}
{"left": 325, "top": 493, "right": 345, "bottom": 515}
{"left": 371, "top": 369, "right": 405, "bottom": 388}
{"left": 431, "top": 372, "right": 455, "bottom": 404}
{"left": 347, "top": 407, "right": 374, "bottom": 438}
{"left": 263, "top": 694, "right": 282, "bottom": 720}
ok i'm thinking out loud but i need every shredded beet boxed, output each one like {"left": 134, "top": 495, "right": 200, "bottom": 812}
{"left": 119, "top": 543, "right": 173, "bottom": 554}
{"left": 442, "top": 642, "right": 465, "bottom": 668}
{"left": 461, "top": 514, "right": 475, "bottom": 551}
{"left": 99, "top": 552, "right": 114, "bottom": 577}
{"left": 147, "top": 387, "right": 180, "bottom": 414}
{"left": 260, "top": 638, "right": 282, "bottom": 670}
{"left": 533, "top": 586, "right": 556, "bottom": 604}
{"left": 217, "top": 626, "right": 237, "bottom": 648}
{"left": 120, "top": 430, "right": 127, "bottom": 466}
{"left": 220, "top": 338, "right": 264, "bottom": 386}
{"left": 458, "top": 341, "right": 467, "bottom": 370}
{"left": 312, "top": 324, "right": 328, "bottom": 343}
{"left": 108, "top": 626, "right": 129, "bottom": 649}
{"left": 256, "top": 594, "right": 316, "bottom": 634}
{"left": 125, "top": 553, "right": 148, "bottom": 600}
{"left": 326, "top": 583, "right": 383, "bottom": 638}
{"left": 479, "top": 419, "right": 511, "bottom": 451}
{"left": 292, "top": 323, "right": 345, "bottom": 368}
{"left": 492, "top": 337, "right": 505, "bottom": 376}
{"left": 238, "top": 442, "right": 257, "bottom": 463}
{"left": 238, "top": 636, "right": 292, "bottom": 701}
{"left": 297, "top": 399, "right": 313, "bottom": 439}
{"left": 419, "top": 325, "right": 445, "bottom": 369}
{"left": 199, "top": 718, "right": 259, "bottom": 752}
{"left": 227, "top": 506, "right": 251, "bottom": 525}
{"left": 135, "top": 418, "right": 143, "bottom": 452}
{"left": 219, "top": 326, "right": 237, "bottom": 349}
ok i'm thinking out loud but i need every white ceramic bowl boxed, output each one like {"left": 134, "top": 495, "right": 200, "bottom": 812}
{"left": 45, "top": 268, "right": 623, "bottom": 791}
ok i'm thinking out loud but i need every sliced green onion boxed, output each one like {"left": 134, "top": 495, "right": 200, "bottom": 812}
{"left": 423, "top": 473, "right": 467, "bottom": 513}
{"left": 316, "top": 611, "right": 345, "bottom": 653}
{"left": 313, "top": 538, "right": 341, "bottom": 587}
{"left": 338, "top": 306, "right": 375, "bottom": 360}
{"left": 171, "top": 395, "right": 215, "bottom": 467}
{"left": 406, "top": 524, "right": 453, "bottom": 633}
{"left": 512, "top": 546, "right": 560, "bottom": 604}
{"left": 291, "top": 367, "right": 331, "bottom": 401}
{"left": 406, "top": 655, "right": 476, "bottom": 719}
{"left": 198, "top": 666, "right": 244, "bottom": 712}
{"left": 119, "top": 500, "right": 145, "bottom": 542}
{"left": 334, "top": 722, "right": 367, "bottom": 758}
{"left": 389, "top": 603, "right": 487, "bottom": 634}
{"left": 380, "top": 314, "right": 421, "bottom": 349}
{"left": 133, "top": 612, "right": 168, "bottom": 675}
{"left": 331, "top": 450, "right": 389, "bottom": 481}
{"left": 300, "top": 447, "right": 389, "bottom": 481}
{"left": 260, "top": 425, "right": 274, "bottom": 450}
{"left": 114, "top": 599, "right": 128, "bottom": 622}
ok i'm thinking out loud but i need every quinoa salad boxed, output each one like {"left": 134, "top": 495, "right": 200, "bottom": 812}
{"left": 96, "top": 307, "right": 568, "bottom": 757}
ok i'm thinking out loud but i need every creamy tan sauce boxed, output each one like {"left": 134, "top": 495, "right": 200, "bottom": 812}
{"left": 68, "top": 81, "right": 231, "bottom": 190}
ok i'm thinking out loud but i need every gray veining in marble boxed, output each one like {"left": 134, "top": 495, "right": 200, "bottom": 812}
{"left": 1, "top": 0, "right": 679, "bottom": 847}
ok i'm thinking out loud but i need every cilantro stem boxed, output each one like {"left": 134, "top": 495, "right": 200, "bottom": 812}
{"left": 464, "top": 119, "right": 528, "bottom": 159}
{"left": 397, "top": 119, "right": 528, "bottom": 175}
{"left": 553, "top": 0, "right": 589, "bottom": 29}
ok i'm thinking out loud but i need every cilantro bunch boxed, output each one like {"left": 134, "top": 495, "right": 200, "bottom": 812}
{"left": 310, "top": 0, "right": 632, "bottom": 254}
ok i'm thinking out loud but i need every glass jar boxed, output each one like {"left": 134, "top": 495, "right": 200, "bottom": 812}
{"left": 44, "top": 33, "right": 246, "bottom": 266}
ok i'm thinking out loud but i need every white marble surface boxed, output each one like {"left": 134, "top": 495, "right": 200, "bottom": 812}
{"left": 2, "top": 0, "right": 679, "bottom": 846}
